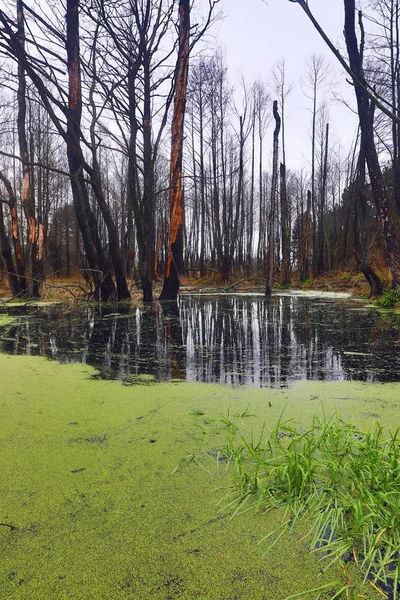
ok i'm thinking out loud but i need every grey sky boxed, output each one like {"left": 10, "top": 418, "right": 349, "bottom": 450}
{"left": 214, "top": 0, "right": 358, "bottom": 171}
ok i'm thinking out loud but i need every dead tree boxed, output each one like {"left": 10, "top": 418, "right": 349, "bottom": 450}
{"left": 266, "top": 100, "right": 281, "bottom": 297}
{"left": 17, "top": 0, "right": 38, "bottom": 296}
{"left": 289, "top": 0, "right": 400, "bottom": 288}
{"left": 66, "top": 0, "right": 116, "bottom": 300}
{"left": 159, "top": 0, "right": 190, "bottom": 301}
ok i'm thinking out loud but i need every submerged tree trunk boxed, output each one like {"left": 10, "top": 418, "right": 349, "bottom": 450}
{"left": 160, "top": 0, "right": 190, "bottom": 301}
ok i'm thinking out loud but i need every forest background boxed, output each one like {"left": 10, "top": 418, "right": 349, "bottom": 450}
{"left": 0, "top": 0, "right": 400, "bottom": 303}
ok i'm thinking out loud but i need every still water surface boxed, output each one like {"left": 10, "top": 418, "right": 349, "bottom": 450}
{"left": 0, "top": 294, "right": 399, "bottom": 386}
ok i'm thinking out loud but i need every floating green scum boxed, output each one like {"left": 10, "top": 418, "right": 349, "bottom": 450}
{"left": 0, "top": 353, "right": 395, "bottom": 599}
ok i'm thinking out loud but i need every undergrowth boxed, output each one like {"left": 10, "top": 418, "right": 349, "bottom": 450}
{"left": 216, "top": 412, "right": 400, "bottom": 599}
{"left": 375, "top": 288, "right": 400, "bottom": 308}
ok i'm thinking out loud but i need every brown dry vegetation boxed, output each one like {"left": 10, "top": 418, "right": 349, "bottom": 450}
{"left": 180, "top": 268, "right": 385, "bottom": 297}
{"left": 0, "top": 269, "right": 385, "bottom": 303}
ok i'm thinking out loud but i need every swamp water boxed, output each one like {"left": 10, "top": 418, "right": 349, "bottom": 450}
{"left": 0, "top": 293, "right": 400, "bottom": 599}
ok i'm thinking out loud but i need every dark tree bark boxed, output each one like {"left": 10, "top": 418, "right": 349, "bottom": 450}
{"left": 17, "top": 0, "right": 38, "bottom": 297}
{"left": 87, "top": 30, "right": 130, "bottom": 301}
{"left": 247, "top": 106, "right": 256, "bottom": 275}
{"left": 229, "top": 114, "right": 245, "bottom": 279}
{"left": 140, "top": 51, "right": 156, "bottom": 301}
{"left": 316, "top": 122, "right": 329, "bottom": 275}
{"left": 266, "top": 100, "right": 281, "bottom": 297}
{"left": 0, "top": 171, "right": 25, "bottom": 292}
{"left": 289, "top": 0, "right": 400, "bottom": 288}
{"left": 257, "top": 116, "right": 265, "bottom": 271}
{"left": 0, "top": 194, "right": 22, "bottom": 296}
{"left": 0, "top": 1, "right": 123, "bottom": 300}
{"left": 344, "top": 1, "right": 400, "bottom": 287}
{"left": 125, "top": 50, "right": 154, "bottom": 301}
{"left": 66, "top": 0, "right": 116, "bottom": 301}
{"left": 88, "top": 0, "right": 183, "bottom": 302}
{"left": 159, "top": 0, "right": 190, "bottom": 301}
{"left": 300, "top": 190, "right": 312, "bottom": 281}
{"left": 357, "top": 147, "right": 383, "bottom": 297}
{"left": 198, "top": 81, "right": 206, "bottom": 278}
{"left": 280, "top": 162, "right": 291, "bottom": 284}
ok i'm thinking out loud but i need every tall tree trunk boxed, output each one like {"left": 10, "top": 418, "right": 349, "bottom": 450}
{"left": 257, "top": 130, "right": 264, "bottom": 271}
{"left": 301, "top": 190, "right": 312, "bottom": 281}
{"left": 357, "top": 146, "right": 382, "bottom": 296}
{"left": 0, "top": 193, "right": 22, "bottom": 295}
{"left": 87, "top": 33, "right": 130, "bottom": 301}
{"left": 311, "top": 77, "right": 317, "bottom": 275}
{"left": 199, "top": 89, "right": 206, "bottom": 277}
{"left": 233, "top": 115, "right": 245, "bottom": 276}
{"left": 0, "top": 171, "right": 25, "bottom": 291}
{"left": 280, "top": 162, "right": 291, "bottom": 284}
{"left": 139, "top": 53, "right": 156, "bottom": 302}
{"left": 88, "top": 170, "right": 130, "bottom": 300}
{"left": 66, "top": 0, "right": 115, "bottom": 301}
{"left": 247, "top": 111, "right": 256, "bottom": 274}
{"left": 389, "top": 0, "right": 400, "bottom": 212}
{"left": 160, "top": 0, "right": 190, "bottom": 300}
{"left": 126, "top": 55, "right": 152, "bottom": 300}
{"left": 17, "top": 0, "right": 38, "bottom": 297}
{"left": 65, "top": 204, "right": 71, "bottom": 278}
{"left": 316, "top": 122, "right": 329, "bottom": 274}
{"left": 266, "top": 101, "right": 281, "bottom": 297}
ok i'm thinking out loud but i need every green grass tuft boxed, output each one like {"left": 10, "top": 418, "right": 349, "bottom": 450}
{"left": 220, "top": 413, "right": 400, "bottom": 599}
{"left": 375, "top": 287, "right": 400, "bottom": 307}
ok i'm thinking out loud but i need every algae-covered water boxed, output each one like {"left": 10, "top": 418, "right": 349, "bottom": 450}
{"left": 1, "top": 294, "right": 399, "bottom": 599}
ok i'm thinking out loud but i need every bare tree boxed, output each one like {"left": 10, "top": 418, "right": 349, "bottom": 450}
{"left": 344, "top": 1, "right": 400, "bottom": 286}
{"left": 289, "top": 0, "right": 400, "bottom": 287}
{"left": 272, "top": 59, "right": 293, "bottom": 284}
{"left": 302, "top": 54, "right": 332, "bottom": 273}
{"left": 16, "top": 0, "right": 38, "bottom": 296}
{"left": 187, "top": 57, "right": 212, "bottom": 277}
{"left": 159, "top": 0, "right": 190, "bottom": 301}
{"left": 250, "top": 81, "right": 270, "bottom": 272}
{"left": 266, "top": 100, "right": 281, "bottom": 297}
{"left": 0, "top": 0, "right": 123, "bottom": 299}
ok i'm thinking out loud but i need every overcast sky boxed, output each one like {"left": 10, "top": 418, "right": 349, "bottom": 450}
{"left": 213, "top": 0, "right": 359, "bottom": 171}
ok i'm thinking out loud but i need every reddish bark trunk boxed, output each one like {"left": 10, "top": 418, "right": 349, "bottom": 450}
{"left": 159, "top": 0, "right": 190, "bottom": 301}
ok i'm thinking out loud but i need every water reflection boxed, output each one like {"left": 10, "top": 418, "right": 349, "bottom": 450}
{"left": 0, "top": 295, "right": 399, "bottom": 386}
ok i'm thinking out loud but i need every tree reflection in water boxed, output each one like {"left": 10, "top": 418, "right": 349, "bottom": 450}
{"left": 0, "top": 295, "right": 400, "bottom": 385}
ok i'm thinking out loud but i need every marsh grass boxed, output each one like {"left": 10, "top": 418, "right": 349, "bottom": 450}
{"left": 219, "top": 412, "right": 400, "bottom": 599}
